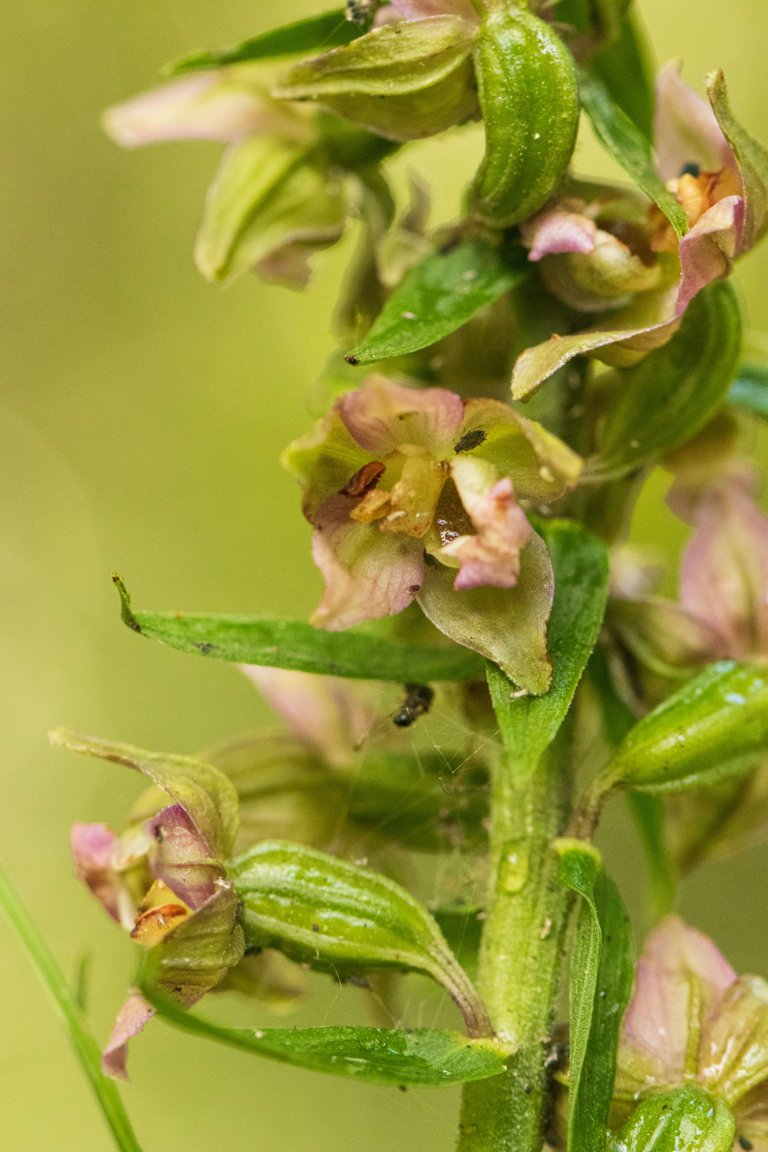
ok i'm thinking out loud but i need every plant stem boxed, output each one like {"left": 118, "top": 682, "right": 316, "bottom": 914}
{"left": 0, "top": 859, "right": 144, "bottom": 1152}
{"left": 457, "top": 733, "right": 573, "bottom": 1152}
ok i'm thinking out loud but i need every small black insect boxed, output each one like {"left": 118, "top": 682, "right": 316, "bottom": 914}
{"left": 392, "top": 683, "right": 434, "bottom": 728}
{"left": 679, "top": 161, "right": 701, "bottom": 178}
{"left": 454, "top": 429, "right": 487, "bottom": 454}
{"left": 346, "top": 0, "right": 381, "bottom": 26}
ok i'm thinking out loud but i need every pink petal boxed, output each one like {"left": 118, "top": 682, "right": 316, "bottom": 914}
{"left": 676, "top": 476, "right": 768, "bottom": 659}
{"left": 147, "top": 804, "right": 219, "bottom": 910}
{"left": 442, "top": 460, "right": 532, "bottom": 590}
{"left": 388, "top": 0, "right": 476, "bottom": 18}
{"left": 103, "top": 75, "right": 301, "bottom": 147}
{"left": 654, "top": 63, "right": 735, "bottom": 182}
{"left": 676, "top": 195, "right": 744, "bottom": 311}
{"left": 102, "top": 990, "right": 155, "bottom": 1081}
{"left": 521, "top": 205, "right": 598, "bottom": 262}
{"left": 311, "top": 493, "right": 424, "bottom": 629}
{"left": 239, "top": 666, "right": 379, "bottom": 767}
{"left": 621, "top": 917, "right": 736, "bottom": 1087}
{"left": 71, "top": 824, "right": 121, "bottom": 922}
{"left": 339, "top": 376, "right": 465, "bottom": 455}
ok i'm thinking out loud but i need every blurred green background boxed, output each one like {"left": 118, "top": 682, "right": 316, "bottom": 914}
{"left": 2, "top": 2, "right": 768, "bottom": 1148}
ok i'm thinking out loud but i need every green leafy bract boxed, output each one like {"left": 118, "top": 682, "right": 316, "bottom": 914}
{"left": 113, "top": 575, "right": 484, "bottom": 682}
{"left": 557, "top": 841, "right": 634, "bottom": 1152}
{"left": 165, "top": 10, "right": 362, "bottom": 75}
{"left": 144, "top": 987, "right": 509, "bottom": 1086}
{"left": 588, "top": 281, "right": 742, "bottom": 480}
{"left": 229, "top": 839, "right": 489, "bottom": 1035}
{"left": 487, "top": 520, "right": 608, "bottom": 777}
{"left": 579, "top": 68, "right": 688, "bottom": 240}
{"left": 346, "top": 240, "right": 528, "bottom": 366}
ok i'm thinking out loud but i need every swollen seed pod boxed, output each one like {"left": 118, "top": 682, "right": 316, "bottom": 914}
{"left": 471, "top": 6, "right": 579, "bottom": 228}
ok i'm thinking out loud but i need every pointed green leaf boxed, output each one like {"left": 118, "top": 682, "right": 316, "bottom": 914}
{"left": 729, "top": 363, "right": 768, "bottom": 419}
{"left": 229, "top": 840, "right": 489, "bottom": 1035}
{"left": 588, "top": 281, "right": 742, "bottom": 480}
{"left": 165, "top": 10, "right": 361, "bottom": 75}
{"left": 112, "top": 575, "right": 484, "bottom": 682}
{"left": 50, "top": 728, "right": 239, "bottom": 858}
{"left": 579, "top": 68, "right": 688, "bottom": 240}
{"left": 589, "top": 15, "right": 654, "bottom": 138}
{"left": 346, "top": 240, "right": 528, "bottom": 366}
{"left": 557, "top": 841, "right": 634, "bottom": 1152}
{"left": 144, "top": 987, "right": 509, "bottom": 1086}
{"left": 608, "top": 1085, "right": 735, "bottom": 1152}
{"left": 487, "top": 520, "right": 608, "bottom": 777}
{"left": 597, "top": 661, "right": 768, "bottom": 798}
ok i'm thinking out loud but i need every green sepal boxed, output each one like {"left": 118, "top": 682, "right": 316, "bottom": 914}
{"left": 112, "top": 574, "right": 483, "bottom": 682}
{"left": 579, "top": 67, "right": 688, "bottom": 240}
{"left": 587, "top": 281, "right": 742, "bottom": 481}
{"left": 229, "top": 839, "right": 490, "bottom": 1035}
{"left": 556, "top": 841, "right": 634, "bottom": 1152}
{"left": 729, "top": 363, "right": 768, "bottom": 419}
{"left": 608, "top": 1085, "right": 735, "bottom": 1152}
{"left": 143, "top": 986, "right": 509, "bottom": 1086}
{"left": 50, "top": 727, "right": 239, "bottom": 859}
{"left": 165, "top": 10, "right": 362, "bottom": 75}
{"left": 346, "top": 240, "right": 528, "bottom": 366}
{"left": 471, "top": 8, "right": 579, "bottom": 228}
{"left": 419, "top": 531, "right": 554, "bottom": 695}
{"left": 273, "top": 18, "right": 479, "bottom": 142}
{"left": 144, "top": 885, "right": 245, "bottom": 1003}
{"left": 487, "top": 520, "right": 608, "bottom": 777}
{"left": 596, "top": 661, "right": 768, "bottom": 798}
{"left": 194, "top": 136, "right": 348, "bottom": 285}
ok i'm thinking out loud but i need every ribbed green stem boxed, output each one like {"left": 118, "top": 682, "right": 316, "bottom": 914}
{"left": 457, "top": 735, "right": 573, "bottom": 1152}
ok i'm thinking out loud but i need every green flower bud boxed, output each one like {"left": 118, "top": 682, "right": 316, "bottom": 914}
{"left": 609, "top": 1085, "right": 735, "bottom": 1152}
{"left": 229, "top": 839, "right": 490, "bottom": 1035}
{"left": 471, "top": 7, "right": 579, "bottom": 228}
{"left": 597, "top": 661, "right": 768, "bottom": 797}
{"left": 273, "top": 17, "right": 479, "bottom": 142}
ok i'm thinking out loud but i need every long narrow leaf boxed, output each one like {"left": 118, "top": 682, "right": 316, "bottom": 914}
{"left": 165, "top": 10, "right": 359, "bottom": 75}
{"left": 145, "top": 987, "right": 509, "bottom": 1087}
{"left": 113, "top": 575, "right": 484, "bottom": 682}
{"left": 579, "top": 68, "right": 688, "bottom": 239}
{"left": 557, "top": 843, "right": 634, "bottom": 1152}
{"left": 0, "top": 860, "right": 143, "bottom": 1152}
